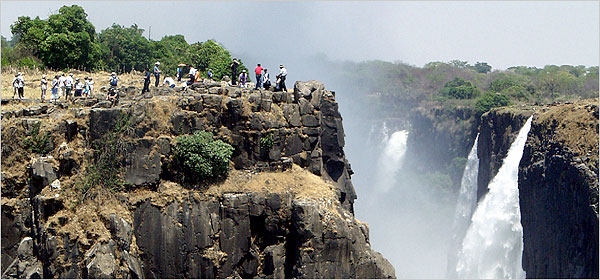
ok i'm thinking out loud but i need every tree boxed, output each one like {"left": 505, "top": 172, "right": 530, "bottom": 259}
{"left": 475, "top": 92, "right": 510, "bottom": 114}
{"left": 439, "top": 77, "right": 480, "bottom": 99}
{"left": 99, "top": 24, "right": 152, "bottom": 73}
{"left": 151, "top": 35, "right": 191, "bottom": 75}
{"left": 10, "top": 5, "right": 103, "bottom": 70}
{"left": 188, "top": 40, "right": 247, "bottom": 80}
{"left": 472, "top": 62, "right": 492, "bottom": 74}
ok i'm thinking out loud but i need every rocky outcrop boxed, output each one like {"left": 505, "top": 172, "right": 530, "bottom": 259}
{"left": 518, "top": 101, "right": 598, "bottom": 278}
{"left": 1, "top": 80, "right": 393, "bottom": 278}
{"left": 132, "top": 192, "right": 394, "bottom": 278}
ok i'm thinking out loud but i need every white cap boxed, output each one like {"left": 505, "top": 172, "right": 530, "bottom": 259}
{"left": 17, "top": 72, "right": 22, "bottom": 75}
{"left": 111, "top": 72, "right": 116, "bottom": 76}
{"left": 155, "top": 62, "right": 160, "bottom": 65}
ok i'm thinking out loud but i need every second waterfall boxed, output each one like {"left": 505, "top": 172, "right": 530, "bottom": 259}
{"left": 455, "top": 116, "right": 533, "bottom": 279}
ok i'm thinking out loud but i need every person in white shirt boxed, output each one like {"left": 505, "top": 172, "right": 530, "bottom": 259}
{"left": 188, "top": 66, "right": 197, "bottom": 85}
{"left": 74, "top": 78, "right": 84, "bottom": 97}
{"left": 14, "top": 72, "right": 25, "bottom": 99}
{"left": 278, "top": 65, "right": 287, "bottom": 92}
{"left": 64, "top": 73, "right": 74, "bottom": 101}
{"left": 162, "top": 76, "right": 176, "bottom": 88}
{"left": 262, "top": 69, "right": 271, "bottom": 89}
{"left": 88, "top": 77, "right": 94, "bottom": 97}
{"left": 40, "top": 74, "right": 48, "bottom": 102}
{"left": 58, "top": 74, "right": 66, "bottom": 98}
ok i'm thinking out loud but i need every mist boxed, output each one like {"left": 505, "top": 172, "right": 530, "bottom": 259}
{"left": 2, "top": 1, "right": 599, "bottom": 278}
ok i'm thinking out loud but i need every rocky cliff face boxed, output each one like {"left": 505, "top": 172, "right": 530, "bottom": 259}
{"left": 518, "top": 100, "right": 598, "bottom": 278}
{"left": 1, "top": 80, "right": 394, "bottom": 278}
{"left": 476, "top": 107, "right": 533, "bottom": 200}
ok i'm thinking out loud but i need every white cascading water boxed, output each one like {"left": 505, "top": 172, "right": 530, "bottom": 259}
{"left": 456, "top": 116, "right": 533, "bottom": 279}
{"left": 374, "top": 129, "right": 409, "bottom": 192}
{"left": 446, "top": 134, "right": 480, "bottom": 278}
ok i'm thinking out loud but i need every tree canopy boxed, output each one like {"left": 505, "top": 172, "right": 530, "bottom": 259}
{"left": 4, "top": 4, "right": 246, "bottom": 77}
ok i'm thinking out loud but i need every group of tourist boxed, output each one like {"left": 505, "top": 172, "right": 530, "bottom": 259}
{"left": 10, "top": 58, "right": 289, "bottom": 106}
{"left": 11, "top": 72, "right": 95, "bottom": 103}
{"left": 230, "top": 59, "right": 287, "bottom": 92}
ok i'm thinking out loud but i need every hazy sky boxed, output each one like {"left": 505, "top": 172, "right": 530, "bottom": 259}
{"left": 1, "top": 1, "right": 598, "bottom": 70}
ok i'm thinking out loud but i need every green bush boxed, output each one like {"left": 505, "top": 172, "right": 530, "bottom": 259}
{"left": 475, "top": 92, "right": 511, "bottom": 114}
{"left": 259, "top": 133, "right": 274, "bottom": 150}
{"left": 174, "top": 131, "right": 234, "bottom": 183}
{"left": 439, "top": 77, "right": 480, "bottom": 99}
{"left": 22, "top": 122, "right": 52, "bottom": 155}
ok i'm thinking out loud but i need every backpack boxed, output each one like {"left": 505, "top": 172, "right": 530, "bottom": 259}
{"left": 110, "top": 77, "right": 118, "bottom": 86}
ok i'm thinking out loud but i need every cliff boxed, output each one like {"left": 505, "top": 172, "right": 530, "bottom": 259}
{"left": 0, "top": 81, "right": 394, "bottom": 278}
{"left": 518, "top": 100, "right": 598, "bottom": 278}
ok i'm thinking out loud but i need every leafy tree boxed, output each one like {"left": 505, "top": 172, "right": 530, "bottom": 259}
{"left": 474, "top": 92, "right": 510, "bottom": 114}
{"left": 472, "top": 62, "right": 492, "bottom": 74}
{"left": 10, "top": 5, "right": 103, "bottom": 70}
{"left": 98, "top": 24, "right": 152, "bottom": 72}
{"left": 188, "top": 40, "right": 247, "bottom": 80}
{"left": 151, "top": 35, "right": 192, "bottom": 75}
{"left": 439, "top": 77, "right": 480, "bottom": 99}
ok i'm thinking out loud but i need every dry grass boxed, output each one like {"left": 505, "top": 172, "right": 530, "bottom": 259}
{"left": 535, "top": 98, "right": 599, "bottom": 164}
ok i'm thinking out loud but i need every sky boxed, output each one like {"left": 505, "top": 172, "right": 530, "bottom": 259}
{"left": 1, "top": 1, "right": 598, "bottom": 71}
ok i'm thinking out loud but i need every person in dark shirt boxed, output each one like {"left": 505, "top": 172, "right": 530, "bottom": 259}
{"left": 142, "top": 67, "right": 151, "bottom": 93}
{"left": 230, "top": 58, "right": 239, "bottom": 85}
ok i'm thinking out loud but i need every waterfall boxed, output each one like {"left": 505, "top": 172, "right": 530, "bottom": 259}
{"left": 374, "top": 129, "right": 409, "bottom": 192}
{"left": 446, "top": 134, "right": 480, "bottom": 278}
{"left": 456, "top": 116, "right": 533, "bottom": 279}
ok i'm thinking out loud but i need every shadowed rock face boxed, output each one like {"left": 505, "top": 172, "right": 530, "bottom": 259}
{"left": 132, "top": 193, "right": 395, "bottom": 279}
{"left": 1, "top": 80, "right": 394, "bottom": 279}
{"left": 518, "top": 102, "right": 599, "bottom": 279}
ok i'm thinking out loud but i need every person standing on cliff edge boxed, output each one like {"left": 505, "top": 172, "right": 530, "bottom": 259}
{"left": 230, "top": 58, "right": 239, "bottom": 86}
{"left": 278, "top": 64, "right": 287, "bottom": 92}
{"left": 142, "top": 67, "right": 151, "bottom": 93}
{"left": 154, "top": 62, "right": 161, "bottom": 87}
{"left": 254, "top": 63, "right": 263, "bottom": 90}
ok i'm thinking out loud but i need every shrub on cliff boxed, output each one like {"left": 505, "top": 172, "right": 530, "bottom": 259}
{"left": 474, "top": 91, "right": 510, "bottom": 114}
{"left": 173, "top": 131, "right": 234, "bottom": 184}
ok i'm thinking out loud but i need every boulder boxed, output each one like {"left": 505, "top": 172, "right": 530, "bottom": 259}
{"left": 29, "top": 156, "right": 58, "bottom": 196}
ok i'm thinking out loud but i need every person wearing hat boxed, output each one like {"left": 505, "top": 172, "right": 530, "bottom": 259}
{"left": 64, "top": 73, "right": 74, "bottom": 101}
{"left": 51, "top": 75, "right": 60, "bottom": 103}
{"left": 109, "top": 72, "right": 119, "bottom": 88}
{"left": 88, "top": 77, "right": 95, "bottom": 97}
{"left": 154, "top": 62, "right": 162, "bottom": 87}
{"left": 74, "top": 77, "right": 84, "bottom": 97}
{"left": 238, "top": 69, "right": 248, "bottom": 88}
{"left": 15, "top": 72, "right": 25, "bottom": 100}
{"left": 40, "top": 74, "right": 48, "bottom": 102}
{"left": 230, "top": 58, "right": 239, "bottom": 85}
{"left": 58, "top": 73, "right": 66, "bottom": 98}
{"left": 278, "top": 65, "right": 288, "bottom": 92}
